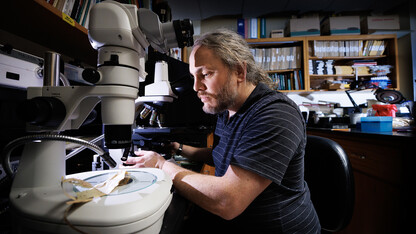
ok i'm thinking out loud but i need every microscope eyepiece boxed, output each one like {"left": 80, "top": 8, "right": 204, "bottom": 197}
{"left": 18, "top": 97, "right": 66, "bottom": 128}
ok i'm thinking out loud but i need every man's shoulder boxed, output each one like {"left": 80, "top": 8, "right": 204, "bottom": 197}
{"left": 256, "top": 89, "right": 296, "bottom": 110}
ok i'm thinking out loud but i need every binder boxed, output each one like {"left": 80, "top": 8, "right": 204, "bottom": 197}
{"left": 250, "top": 18, "right": 258, "bottom": 38}
{"left": 260, "top": 18, "right": 266, "bottom": 38}
{"left": 237, "top": 18, "right": 245, "bottom": 37}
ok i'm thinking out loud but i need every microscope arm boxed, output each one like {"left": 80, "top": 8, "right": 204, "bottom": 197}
{"left": 24, "top": 85, "right": 138, "bottom": 133}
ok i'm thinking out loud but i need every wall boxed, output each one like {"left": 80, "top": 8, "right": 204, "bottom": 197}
{"left": 398, "top": 35, "right": 413, "bottom": 101}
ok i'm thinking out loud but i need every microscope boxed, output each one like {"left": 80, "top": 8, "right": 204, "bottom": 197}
{"left": 1, "top": 1, "right": 193, "bottom": 233}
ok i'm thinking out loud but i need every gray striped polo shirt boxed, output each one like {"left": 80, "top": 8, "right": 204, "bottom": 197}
{"left": 212, "top": 82, "right": 320, "bottom": 233}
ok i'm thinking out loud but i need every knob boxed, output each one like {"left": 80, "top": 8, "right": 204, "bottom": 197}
{"left": 82, "top": 68, "right": 100, "bottom": 84}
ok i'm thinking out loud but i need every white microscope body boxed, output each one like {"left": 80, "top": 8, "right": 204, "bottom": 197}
{"left": 8, "top": 1, "right": 193, "bottom": 233}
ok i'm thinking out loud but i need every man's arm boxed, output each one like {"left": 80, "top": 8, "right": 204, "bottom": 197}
{"left": 123, "top": 150, "right": 271, "bottom": 220}
{"left": 164, "top": 161, "right": 271, "bottom": 220}
{"left": 171, "top": 142, "right": 214, "bottom": 165}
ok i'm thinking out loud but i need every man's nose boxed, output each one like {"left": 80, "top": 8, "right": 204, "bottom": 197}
{"left": 193, "top": 77, "right": 204, "bottom": 92}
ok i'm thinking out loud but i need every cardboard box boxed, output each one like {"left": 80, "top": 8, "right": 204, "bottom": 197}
{"left": 321, "top": 16, "right": 360, "bottom": 35}
{"left": 271, "top": 29, "right": 284, "bottom": 38}
{"left": 361, "top": 116, "right": 393, "bottom": 132}
{"left": 361, "top": 15, "right": 400, "bottom": 33}
{"left": 285, "top": 17, "right": 320, "bottom": 37}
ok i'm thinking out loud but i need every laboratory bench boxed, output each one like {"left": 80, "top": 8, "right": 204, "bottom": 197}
{"left": 307, "top": 127, "right": 415, "bottom": 234}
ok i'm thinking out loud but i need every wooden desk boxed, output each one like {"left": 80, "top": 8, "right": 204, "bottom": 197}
{"left": 307, "top": 128, "right": 415, "bottom": 234}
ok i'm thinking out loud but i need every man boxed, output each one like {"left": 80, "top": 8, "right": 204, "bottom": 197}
{"left": 123, "top": 29, "right": 320, "bottom": 233}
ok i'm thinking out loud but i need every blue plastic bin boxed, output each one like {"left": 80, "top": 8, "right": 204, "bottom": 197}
{"left": 360, "top": 116, "right": 393, "bottom": 132}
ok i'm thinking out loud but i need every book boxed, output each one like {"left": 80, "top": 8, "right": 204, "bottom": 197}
{"left": 293, "top": 70, "right": 299, "bottom": 90}
{"left": 53, "top": 0, "right": 59, "bottom": 8}
{"left": 351, "top": 60, "right": 377, "bottom": 66}
{"left": 78, "top": 0, "right": 90, "bottom": 24}
{"left": 358, "top": 40, "right": 363, "bottom": 56}
{"left": 288, "top": 46, "right": 294, "bottom": 69}
{"left": 376, "top": 40, "right": 387, "bottom": 56}
{"left": 75, "top": 0, "right": 85, "bottom": 22}
{"left": 334, "top": 66, "right": 354, "bottom": 75}
{"left": 260, "top": 18, "right": 266, "bottom": 38}
{"left": 56, "top": 0, "right": 66, "bottom": 12}
{"left": 70, "top": 0, "right": 81, "bottom": 20}
{"left": 264, "top": 48, "right": 271, "bottom": 70}
{"left": 237, "top": 18, "right": 245, "bottom": 38}
{"left": 244, "top": 18, "right": 249, "bottom": 38}
{"left": 365, "top": 40, "right": 374, "bottom": 56}
{"left": 62, "top": 0, "right": 75, "bottom": 16}
{"left": 250, "top": 18, "right": 258, "bottom": 38}
{"left": 369, "top": 40, "right": 381, "bottom": 56}
{"left": 257, "top": 18, "right": 260, "bottom": 38}
{"left": 82, "top": 0, "right": 95, "bottom": 28}
{"left": 298, "top": 70, "right": 304, "bottom": 89}
{"left": 254, "top": 48, "right": 263, "bottom": 68}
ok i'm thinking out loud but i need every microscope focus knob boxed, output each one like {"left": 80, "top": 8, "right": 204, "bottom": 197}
{"left": 82, "top": 68, "right": 101, "bottom": 84}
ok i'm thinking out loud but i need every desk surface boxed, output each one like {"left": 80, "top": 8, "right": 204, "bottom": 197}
{"left": 307, "top": 127, "right": 416, "bottom": 141}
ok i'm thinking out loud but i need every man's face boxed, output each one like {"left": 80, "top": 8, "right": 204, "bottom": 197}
{"left": 189, "top": 45, "right": 238, "bottom": 114}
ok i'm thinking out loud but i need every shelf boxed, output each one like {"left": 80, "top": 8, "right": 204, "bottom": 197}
{"left": 368, "top": 30, "right": 413, "bottom": 39}
{"left": 246, "top": 37, "right": 304, "bottom": 44}
{"left": 267, "top": 69, "right": 301, "bottom": 73}
{"left": 309, "top": 74, "right": 375, "bottom": 78}
{"left": 306, "top": 34, "right": 398, "bottom": 41}
{"left": 309, "top": 55, "right": 386, "bottom": 60}
{"left": 0, "top": 0, "right": 97, "bottom": 66}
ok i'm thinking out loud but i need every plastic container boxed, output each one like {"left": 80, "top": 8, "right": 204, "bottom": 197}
{"left": 372, "top": 104, "right": 398, "bottom": 117}
{"left": 361, "top": 116, "right": 393, "bottom": 132}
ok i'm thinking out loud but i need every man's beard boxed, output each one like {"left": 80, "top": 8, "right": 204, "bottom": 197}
{"left": 198, "top": 75, "right": 237, "bottom": 115}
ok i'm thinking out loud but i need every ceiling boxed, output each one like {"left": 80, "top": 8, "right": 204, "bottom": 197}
{"left": 167, "top": 0, "right": 410, "bottom": 20}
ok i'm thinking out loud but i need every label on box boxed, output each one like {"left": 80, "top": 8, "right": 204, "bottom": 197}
{"left": 366, "top": 15, "right": 400, "bottom": 30}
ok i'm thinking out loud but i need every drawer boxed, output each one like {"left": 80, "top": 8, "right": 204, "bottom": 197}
{"left": 332, "top": 138, "right": 403, "bottom": 185}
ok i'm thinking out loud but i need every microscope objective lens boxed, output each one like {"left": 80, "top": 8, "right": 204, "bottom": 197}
{"left": 149, "top": 110, "right": 158, "bottom": 126}
{"left": 140, "top": 105, "right": 152, "bottom": 119}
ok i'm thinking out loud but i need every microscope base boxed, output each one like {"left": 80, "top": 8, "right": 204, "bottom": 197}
{"left": 10, "top": 168, "right": 172, "bottom": 234}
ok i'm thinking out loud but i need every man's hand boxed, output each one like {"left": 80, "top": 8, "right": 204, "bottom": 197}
{"left": 120, "top": 150, "right": 166, "bottom": 169}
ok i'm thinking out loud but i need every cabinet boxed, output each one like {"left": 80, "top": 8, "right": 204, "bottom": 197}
{"left": 307, "top": 129, "right": 414, "bottom": 234}
{"left": 247, "top": 34, "right": 399, "bottom": 92}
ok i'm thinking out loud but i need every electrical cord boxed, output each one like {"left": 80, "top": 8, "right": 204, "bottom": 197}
{"left": 1, "top": 134, "right": 116, "bottom": 179}
{"left": 65, "top": 134, "right": 105, "bottom": 160}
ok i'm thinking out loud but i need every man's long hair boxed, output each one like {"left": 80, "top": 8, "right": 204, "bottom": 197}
{"left": 193, "top": 29, "right": 272, "bottom": 88}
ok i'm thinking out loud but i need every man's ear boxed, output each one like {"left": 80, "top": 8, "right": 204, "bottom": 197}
{"left": 235, "top": 62, "right": 247, "bottom": 82}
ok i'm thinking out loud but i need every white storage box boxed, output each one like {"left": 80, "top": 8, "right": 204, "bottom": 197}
{"left": 321, "top": 16, "right": 361, "bottom": 35}
{"left": 361, "top": 15, "right": 400, "bottom": 33}
{"left": 285, "top": 17, "right": 320, "bottom": 37}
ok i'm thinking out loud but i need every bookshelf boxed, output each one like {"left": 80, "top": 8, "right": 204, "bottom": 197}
{"left": 247, "top": 34, "right": 399, "bottom": 92}
{"left": 0, "top": 0, "right": 185, "bottom": 67}
{"left": 246, "top": 37, "right": 307, "bottom": 92}
{"left": 306, "top": 34, "right": 399, "bottom": 91}
{"left": 0, "top": 0, "right": 97, "bottom": 66}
